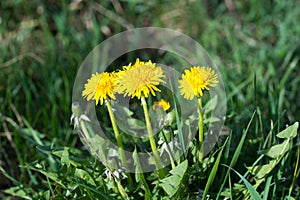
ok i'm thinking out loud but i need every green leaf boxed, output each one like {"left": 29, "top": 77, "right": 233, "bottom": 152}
{"left": 160, "top": 160, "right": 188, "bottom": 197}
{"left": 284, "top": 196, "right": 296, "bottom": 200}
{"left": 42, "top": 190, "right": 50, "bottom": 199}
{"left": 133, "top": 147, "right": 143, "bottom": 178}
{"left": 127, "top": 118, "right": 146, "bottom": 129}
{"left": 86, "top": 134, "right": 109, "bottom": 165}
{"left": 224, "top": 165, "right": 263, "bottom": 200}
{"left": 4, "top": 186, "right": 33, "bottom": 200}
{"left": 169, "top": 159, "right": 188, "bottom": 176}
{"left": 262, "top": 140, "right": 290, "bottom": 159}
{"left": 21, "top": 162, "right": 66, "bottom": 189}
{"left": 61, "top": 147, "right": 70, "bottom": 167}
{"left": 163, "top": 109, "right": 176, "bottom": 125}
{"left": 276, "top": 122, "right": 298, "bottom": 139}
{"left": 17, "top": 128, "right": 44, "bottom": 146}
{"left": 117, "top": 117, "right": 146, "bottom": 137}
{"left": 111, "top": 101, "right": 134, "bottom": 116}
{"left": 247, "top": 160, "right": 277, "bottom": 179}
{"left": 221, "top": 183, "right": 246, "bottom": 198}
{"left": 77, "top": 183, "right": 113, "bottom": 200}
{"left": 204, "top": 95, "right": 218, "bottom": 113}
{"left": 51, "top": 147, "right": 85, "bottom": 167}
{"left": 74, "top": 168, "right": 96, "bottom": 186}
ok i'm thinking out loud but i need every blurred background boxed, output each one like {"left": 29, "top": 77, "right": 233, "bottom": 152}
{"left": 1, "top": 0, "right": 299, "bottom": 197}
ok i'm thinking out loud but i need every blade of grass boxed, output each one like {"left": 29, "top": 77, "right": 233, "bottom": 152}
{"left": 278, "top": 58, "right": 298, "bottom": 91}
{"left": 222, "top": 164, "right": 263, "bottom": 200}
{"left": 263, "top": 175, "right": 272, "bottom": 200}
{"left": 77, "top": 183, "right": 113, "bottom": 200}
{"left": 229, "top": 173, "right": 233, "bottom": 200}
{"left": 219, "top": 132, "right": 232, "bottom": 183}
{"left": 226, "top": 75, "right": 253, "bottom": 100}
{"left": 289, "top": 148, "right": 299, "bottom": 196}
{"left": 0, "top": 166, "right": 21, "bottom": 186}
{"left": 202, "top": 136, "right": 229, "bottom": 200}
{"left": 169, "top": 77, "right": 186, "bottom": 159}
{"left": 216, "top": 111, "right": 256, "bottom": 200}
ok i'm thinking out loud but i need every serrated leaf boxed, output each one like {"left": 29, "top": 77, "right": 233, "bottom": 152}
{"left": 160, "top": 160, "right": 188, "bottom": 197}
{"left": 160, "top": 175, "right": 181, "bottom": 189}
{"left": 86, "top": 134, "right": 109, "bottom": 164}
{"left": 61, "top": 147, "right": 71, "bottom": 167}
{"left": 51, "top": 147, "right": 82, "bottom": 167}
{"left": 276, "top": 122, "right": 298, "bottom": 139}
{"left": 75, "top": 168, "right": 96, "bottom": 186}
{"left": 117, "top": 117, "right": 147, "bottom": 137}
{"left": 21, "top": 162, "right": 66, "bottom": 189}
{"left": 112, "top": 101, "right": 134, "bottom": 117}
{"left": 127, "top": 118, "right": 145, "bottom": 129}
{"left": 204, "top": 95, "right": 218, "bottom": 113}
{"left": 169, "top": 159, "right": 188, "bottom": 176}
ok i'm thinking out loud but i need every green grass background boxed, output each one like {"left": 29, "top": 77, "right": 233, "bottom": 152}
{"left": 1, "top": 0, "right": 299, "bottom": 199}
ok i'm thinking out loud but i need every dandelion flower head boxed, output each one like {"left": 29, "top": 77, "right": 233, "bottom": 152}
{"left": 152, "top": 99, "right": 171, "bottom": 111}
{"left": 82, "top": 72, "right": 117, "bottom": 105}
{"left": 178, "top": 66, "right": 218, "bottom": 100}
{"left": 115, "top": 58, "right": 166, "bottom": 99}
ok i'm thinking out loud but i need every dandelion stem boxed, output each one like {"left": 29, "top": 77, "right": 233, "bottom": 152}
{"left": 198, "top": 97, "right": 204, "bottom": 162}
{"left": 141, "top": 95, "right": 165, "bottom": 178}
{"left": 106, "top": 100, "right": 127, "bottom": 168}
{"left": 106, "top": 101, "right": 134, "bottom": 190}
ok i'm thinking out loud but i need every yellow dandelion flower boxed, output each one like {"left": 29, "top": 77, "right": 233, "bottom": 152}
{"left": 152, "top": 99, "right": 171, "bottom": 111}
{"left": 115, "top": 58, "right": 166, "bottom": 99}
{"left": 82, "top": 72, "right": 117, "bottom": 105}
{"left": 178, "top": 66, "right": 218, "bottom": 100}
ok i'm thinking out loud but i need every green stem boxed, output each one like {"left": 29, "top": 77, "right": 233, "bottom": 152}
{"left": 106, "top": 100, "right": 127, "bottom": 168}
{"left": 106, "top": 101, "right": 134, "bottom": 190}
{"left": 115, "top": 178, "right": 128, "bottom": 199}
{"left": 80, "top": 121, "right": 90, "bottom": 139}
{"left": 198, "top": 97, "right": 204, "bottom": 162}
{"left": 141, "top": 95, "right": 165, "bottom": 178}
